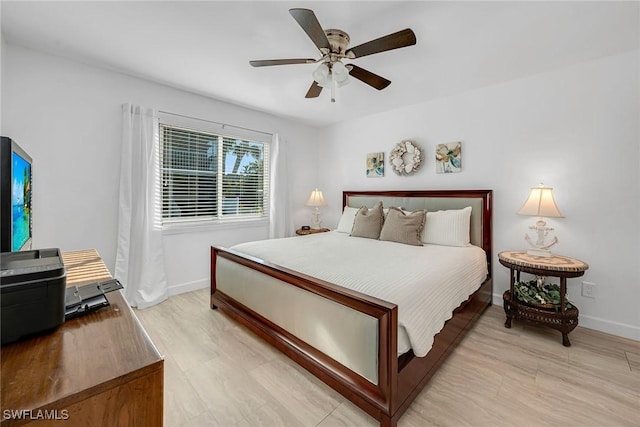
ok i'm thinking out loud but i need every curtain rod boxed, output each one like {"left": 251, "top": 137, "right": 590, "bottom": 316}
{"left": 158, "top": 110, "right": 273, "bottom": 137}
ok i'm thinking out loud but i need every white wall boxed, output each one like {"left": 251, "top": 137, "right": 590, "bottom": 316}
{"left": 2, "top": 44, "right": 319, "bottom": 294}
{"left": 318, "top": 51, "right": 640, "bottom": 340}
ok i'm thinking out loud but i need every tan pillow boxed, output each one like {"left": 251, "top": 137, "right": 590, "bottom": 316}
{"left": 350, "top": 202, "right": 384, "bottom": 239}
{"left": 379, "top": 207, "right": 425, "bottom": 246}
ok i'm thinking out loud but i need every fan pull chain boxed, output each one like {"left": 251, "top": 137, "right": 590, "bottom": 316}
{"left": 331, "top": 68, "right": 336, "bottom": 103}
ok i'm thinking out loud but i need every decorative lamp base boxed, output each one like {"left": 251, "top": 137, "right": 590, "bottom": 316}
{"left": 311, "top": 207, "right": 321, "bottom": 229}
{"left": 523, "top": 218, "right": 559, "bottom": 258}
{"left": 526, "top": 248, "right": 553, "bottom": 258}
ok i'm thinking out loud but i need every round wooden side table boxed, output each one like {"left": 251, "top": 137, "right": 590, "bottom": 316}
{"left": 498, "top": 251, "right": 589, "bottom": 346}
{"left": 295, "top": 227, "right": 330, "bottom": 235}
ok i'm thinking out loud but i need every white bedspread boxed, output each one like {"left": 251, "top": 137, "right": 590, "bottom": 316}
{"left": 231, "top": 231, "right": 487, "bottom": 357}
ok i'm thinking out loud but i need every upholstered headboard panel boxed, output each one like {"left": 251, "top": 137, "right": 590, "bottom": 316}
{"left": 346, "top": 195, "right": 483, "bottom": 247}
{"left": 343, "top": 190, "right": 493, "bottom": 275}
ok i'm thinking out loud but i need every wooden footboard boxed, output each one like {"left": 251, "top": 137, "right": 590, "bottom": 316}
{"left": 210, "top": 189, "right": 493, "bottom": 427}
{"left": 211, "top": 246, "right": 400, "bottom": 420}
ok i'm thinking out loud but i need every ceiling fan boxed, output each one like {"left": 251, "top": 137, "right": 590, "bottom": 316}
{"left": 250, "top": 8, "right": 417, "bottom": 102}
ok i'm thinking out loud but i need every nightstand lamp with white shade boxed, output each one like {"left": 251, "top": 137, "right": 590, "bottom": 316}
{"left": 305, "top": 188, "right": 327, "bottom": 229}
{"left": 517, "top": 183, "right": 564, "bottom": 257}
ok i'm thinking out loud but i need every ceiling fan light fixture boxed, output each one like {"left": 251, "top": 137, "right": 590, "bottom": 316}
{"left": 312, "top": 63, "right": 331, "bottom": 87}
{"left": 332, "top": 61, "right": 347, "bottom": 76}
{"left": 337, "top": 76, "right": 350, "bottom": 87}
{"left": 332, "top": 61, "right": 350, "bottom": 87}
{"left": 313, "top": 61, "right": 349, "bottom": 89}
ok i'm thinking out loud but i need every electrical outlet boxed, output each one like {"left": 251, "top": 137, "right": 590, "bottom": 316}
{"left": 582, "top": 281, "right": 596, "bottom": 299}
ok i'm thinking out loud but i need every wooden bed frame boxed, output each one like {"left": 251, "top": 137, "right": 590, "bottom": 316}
{"left": 210, "top": 190, "right": 493, "bottom": 427}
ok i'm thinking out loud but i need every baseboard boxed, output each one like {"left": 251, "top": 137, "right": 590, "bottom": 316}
{"left": 168, "top": 278, "right": 208, "bottom": 297}
{"left": 577, "top": 314, "right": 640, "bottom": 341}
{"left": 491, "top": 293, "right": 639, "bottom": 342}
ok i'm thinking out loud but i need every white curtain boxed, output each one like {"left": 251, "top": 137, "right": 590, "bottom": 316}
{"left": 115, "top": 104, "right": 168, "bottom": 309}
{"left": 269, "top": 133, "right": 293, "bottom": 238}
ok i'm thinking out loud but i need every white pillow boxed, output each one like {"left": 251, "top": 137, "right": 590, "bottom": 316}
{"left": 336, "top": 206, "right": 361, "bottom": 233}
{"left": 422, "top": 206, "right": 472, "bottom": 246}
{"left": 336, "top": 205, "right": 394, "bottom": 233}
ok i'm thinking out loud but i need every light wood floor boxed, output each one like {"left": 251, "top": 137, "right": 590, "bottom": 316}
{"left": 136, "top": 288, "right": 640, "bottom": 427}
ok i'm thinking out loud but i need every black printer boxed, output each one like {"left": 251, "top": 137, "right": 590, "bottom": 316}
{"left": 1, "top": 248, "right": 66, "bottom": 345}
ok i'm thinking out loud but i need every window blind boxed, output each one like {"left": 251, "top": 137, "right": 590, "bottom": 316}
{"left": 159, "top": 120, "right": 270, "bottom": 225}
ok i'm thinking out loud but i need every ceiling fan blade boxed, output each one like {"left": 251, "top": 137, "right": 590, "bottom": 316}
{"left": 289, "top": 8, "right": 331, "bottom": 52}
{"left": 250, "top": 59, "right": 316, "bottom": 67}
{"left": 346, "top": 28, "right": 416, "bottom": 59}
{"left": 305, "top": 81, "right": 323, "bottom": 98}
{"left": 348, "top": 65, "right": 391, "bottom": 90}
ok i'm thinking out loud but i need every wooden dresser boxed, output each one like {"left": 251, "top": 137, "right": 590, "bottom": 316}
{"left": 1, "top": 249, "right": 164, "bottom": 426}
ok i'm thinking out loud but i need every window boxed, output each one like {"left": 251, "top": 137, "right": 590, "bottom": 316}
{"left": 159, "top": 122, "right": 269, "bottom": 226}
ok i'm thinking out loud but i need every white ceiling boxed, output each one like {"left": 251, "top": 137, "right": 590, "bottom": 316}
{"left": 2, "top": 1, "right": 638, "bottom": 127}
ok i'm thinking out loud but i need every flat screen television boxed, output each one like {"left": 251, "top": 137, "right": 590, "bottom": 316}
{"left": 1, "top": 137, "right": 33, "bottom": 252}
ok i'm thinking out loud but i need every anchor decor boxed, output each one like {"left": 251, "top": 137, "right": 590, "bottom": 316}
{"left": 524, "top": 221, "right": 559, "bottom": 253}
{"left": 517, "top": 183, "right": 564, "bottom": 257}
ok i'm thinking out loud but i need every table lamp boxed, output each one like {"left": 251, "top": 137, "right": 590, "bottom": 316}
{"left": 517, "top": 183, "right": 564, "bottom": 257}
{"left": 305, "top": 188, "right": 327, "bottom": 229}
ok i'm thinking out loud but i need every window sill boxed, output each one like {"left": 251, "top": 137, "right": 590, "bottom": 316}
{"left": 161, "top": 218, "right": 269, "bottom": 235}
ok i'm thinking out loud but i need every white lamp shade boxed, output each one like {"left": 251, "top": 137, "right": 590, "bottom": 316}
{"left": 517, "top": 184, "right": 564, "bottom": 218}
{"left": 305, "top": 188, "right": 327, "bottom": 207}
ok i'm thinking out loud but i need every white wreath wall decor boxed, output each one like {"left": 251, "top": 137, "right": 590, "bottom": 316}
{"left": 390, "top": 140, "right": 423, "bottom": 176}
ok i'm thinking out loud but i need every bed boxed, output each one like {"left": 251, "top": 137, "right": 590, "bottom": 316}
{"left": 210, "top": 190, "right": 493, "bottom": 427}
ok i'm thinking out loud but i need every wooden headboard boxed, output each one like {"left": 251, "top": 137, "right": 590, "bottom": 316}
{"left": 343, "top": 190, "right": 493, "bottom": 278}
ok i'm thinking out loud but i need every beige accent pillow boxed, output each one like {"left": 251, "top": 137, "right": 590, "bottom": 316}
{"left": 379, "top": 207, "right": 425, "bottom": 246}
{"left": 350, "top": 202, "right": 384, "bottom": 239}
{"left": 337, "top": 206, "right": 392, "bottom": 234}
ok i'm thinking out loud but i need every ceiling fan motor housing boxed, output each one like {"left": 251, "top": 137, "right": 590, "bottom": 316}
{"left": 324, "top": 29, "right": 350, "bottom": 54}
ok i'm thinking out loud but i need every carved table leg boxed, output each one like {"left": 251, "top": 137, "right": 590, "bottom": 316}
{"left": 504, "top": 267, "right": 516, "bottom": 328}
{"left": 560, "top": 277, "right": 571, "bottom": 346}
